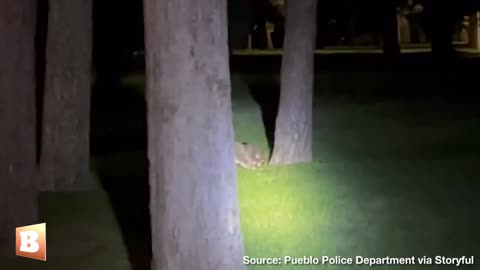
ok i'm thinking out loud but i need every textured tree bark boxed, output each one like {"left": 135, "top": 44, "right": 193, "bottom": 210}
{"left": 269, "top": 0, "right": 317, "bottom": 165}
{"left": 0, "top": 0, "right": 38, "bottom": 255}
{"left": 143, "top": 0, "right": 246, "bottom": 269}
{"left": 40, "top": 0, "right": 94, "bottom": 191}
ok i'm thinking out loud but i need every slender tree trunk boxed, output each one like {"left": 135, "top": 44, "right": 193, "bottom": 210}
{"left": 270, "top": 0, "right": 317, "bottom": 165}
{"left": 0, "top": 0, "right": 38, "bottom": 255}
{"left": 422, "top": 1, "right": 456, "bottom": 59}
{"left": 40, "top": 0, "right": 94, "bottom": 191}
{"left": 346, "top": 14, "right": 356, "bottom": 45}
{"left": 430, "top": 18, "right": 456, "bottom": 58}
{"left": 228, "top": 0, "right": 254, "bottom": 51}
{"left": 381, "top": 1, "right": 400, "bottom": 57}
{"left": 143, "top": 0, "right": 245, "bottom": 269}
{"left": 468, "top": 12, "right": 479, "bottom": 49}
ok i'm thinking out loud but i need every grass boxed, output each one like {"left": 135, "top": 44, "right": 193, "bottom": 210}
{"left": 0, "top": 192, "right": 131, "bottom": 270}
{"left": 231, "top": 80, "right": 480, "bottom": 269}
{"left": 116, "top": 71, "right": 480, "bottom": 269}
{"left": 3, "top": 64, "right": 479, "bottom": 269}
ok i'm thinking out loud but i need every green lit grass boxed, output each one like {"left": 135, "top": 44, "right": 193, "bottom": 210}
{"left": 230, "top": 76, "right": 480, "bottom": 269}
{"left": 238, "top": 158, "right": 479, "bottom": 269}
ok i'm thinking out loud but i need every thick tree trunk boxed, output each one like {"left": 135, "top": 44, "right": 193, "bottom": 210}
{"left": 269, "top": 0, "right": 317, "bottom": 165}
{"left": 40, "top": 0, "right": 94, "bottom": 191}
{"left": 143, "top": 0, "right": 245, "bottom": 269}
{"left": 0, "top": 0, "right": 38, "bottom": 255}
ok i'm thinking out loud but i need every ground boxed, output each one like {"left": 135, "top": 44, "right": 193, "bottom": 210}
{"left": 2, "top": 53, "right": 480, "bottom": 269}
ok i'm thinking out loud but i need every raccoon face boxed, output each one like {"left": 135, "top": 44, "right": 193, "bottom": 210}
{"left": 248, "top": 150, "right": 266, "bottom": 169}
{"left": 252, "top": 155, "right": 265, "bottom": 169}
{"left": 235, "top": 142, "right": 266, "bottom": 170}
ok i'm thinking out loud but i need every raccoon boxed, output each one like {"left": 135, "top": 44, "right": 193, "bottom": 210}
{"left": 235, "top": 142, "right": 266, "bottom": 170}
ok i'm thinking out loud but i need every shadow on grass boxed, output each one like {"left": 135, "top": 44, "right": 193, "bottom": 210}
{"left": 105, "top": 185, "right": 151, "bottom": 270}
{"left": 248, "top": 82, "right": 280, "bottom": 158}
{"left": 94, "top": 154, "right": 151, "bottom": 270}
{"left": 91, "top": 84, "right": 152, "bottom": 270}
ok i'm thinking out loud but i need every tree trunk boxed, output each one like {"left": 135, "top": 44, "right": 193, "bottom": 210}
{"left": 430, "top": 22, "right": 455, "bottom": 59}
{"left": 40, "top": 0, "right": 94, "bottom": 191}
{"left": 468, "top": 12, "right": 480, "bottom": 49}
{"left": 269, "top": 0, "right": 317, "bottom": 165}
{"left": 398, "top": 14, "right": 411, "bottom": 44}
{"left": 143, "top": 0, "right": 245, "bottom": 269}
{"left": 228, "top": 0, "right": 254, "bottom": 51}
{"left": 381, "top": 1, "right": 400, "bottom": 57}
{"left": 0, "top": 0, "right": 38, "bottom": 255}
{"left": 422, "top": 1, "right": 456, "bottom": 59}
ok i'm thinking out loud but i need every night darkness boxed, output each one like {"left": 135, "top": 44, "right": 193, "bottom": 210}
{"left": 1, "top": 0, "right": 480, "bottom": 269}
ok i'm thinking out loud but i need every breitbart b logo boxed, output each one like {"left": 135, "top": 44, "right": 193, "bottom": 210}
{"left": 15, "top": 223, "right": 46, "bottom": 261}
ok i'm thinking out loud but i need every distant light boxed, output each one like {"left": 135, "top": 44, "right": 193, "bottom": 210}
{"left": 133, "top": 50, "right": 144, "bottom": 56}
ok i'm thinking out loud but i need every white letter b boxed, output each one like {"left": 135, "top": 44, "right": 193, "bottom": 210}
{"left": 19, "top": 231, "right": 40, "bottom": 253}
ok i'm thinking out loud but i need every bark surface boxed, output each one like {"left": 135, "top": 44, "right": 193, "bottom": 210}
{"left": 0, "top": 0, "right": 38, "bottom": 255}
{"left": 144, "top": 0, "right": 246, "bottom": 269}
{"left": 40, "top": 0, "right": 93, "bottom": 191}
